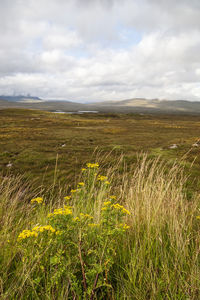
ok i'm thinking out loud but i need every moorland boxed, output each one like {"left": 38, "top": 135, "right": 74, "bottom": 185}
{"left": 1, "top": 108, "right": 200, "bottom": 189}
{"left": 0, "top": 108, "right": 200, "bottom": 299}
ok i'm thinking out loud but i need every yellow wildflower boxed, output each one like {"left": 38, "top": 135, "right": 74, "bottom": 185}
{"left": 17, "top": 229, "right": 38, "bottom": 241}
{"left": 123, "top": 224, "right": 130, "bottom": 230}
{"left": 78, "top": 182, "right": 85, "bottom": 186}
{"left": 105, "top": 181, "right": 110, "bottom": 185}
{"left": 32, "top": 225, "right": 40, "bottom": 231}
{"left": 32, "top": 225, "right": 56, "bottom": 233}
{"left": 101, "top": 207, "right": 107, "bottom": 211}
{"left": 110, "top": 195, "right": 116, "bottom": 200}
{"left": 71, "top": 189, "right": 77, "bottom": 193}
{"left": 80, "top": 213, "right": 93, "bottom": 219}
{"left": 48, "top": 206, "right": 72, "bottom": 218}
{"left": 97, "top": 175, "right": 107, "bottom": 181}
{"left": 31, "top": 197, "right": 43, "bottom": 204}
{"left": 103, "top": 201, "right": 111, "bottom": 206}
{"left": 196, "top": 216, "right": 200, "bottom": 219}
{"left": 86, "top": 163, "right": 99, "bottom": 168}
{"left": 111, "top": 204, "right": 131, "bottom": 215}
{"left": 64, "top": 196, "right": 71, "bottom": 201}
{"left": 56, "top": 231, "right": 63, "bottom": 235}
{"left": 82, "top": 168, "right": 86, "bottom": 171}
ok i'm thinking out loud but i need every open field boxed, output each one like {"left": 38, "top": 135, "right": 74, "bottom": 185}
{"left": 1, "top": 108, "right": 200, "bottom": 191}
{"left": 0, "top": 109, "right": 200, "bottom": 299}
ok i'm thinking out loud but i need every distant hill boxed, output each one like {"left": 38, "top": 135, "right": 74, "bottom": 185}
{"left": 89, "top": 98, "right": 200, "bottom": 113}
{"left": 0, "top": 95, "right": 43, "bottom": 102}
{"left": 1, "top": 96, "right": 200, "bottom": 114}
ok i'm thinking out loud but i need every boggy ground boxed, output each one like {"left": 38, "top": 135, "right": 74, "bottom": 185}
{"left": 1, "top": 108, "right": 200, "bottom": 190}
{"left": 0, "top": 108, "right": 200, "bottom": 299}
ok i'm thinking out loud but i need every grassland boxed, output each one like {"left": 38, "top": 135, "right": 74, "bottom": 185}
{"left": 0, "top": 108, "right": 200, "bottom": 299}
{"left": 1, "top": 108, "right": 200, "bottom": 189}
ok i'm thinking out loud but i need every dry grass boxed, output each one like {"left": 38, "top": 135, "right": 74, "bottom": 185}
{"left": 0, "top": 155, "right": 199, "bottom": 299}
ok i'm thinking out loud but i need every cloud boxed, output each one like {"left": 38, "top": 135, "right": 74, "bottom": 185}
{"left": 0, "top": 0, "right": 200, "bottom": 101}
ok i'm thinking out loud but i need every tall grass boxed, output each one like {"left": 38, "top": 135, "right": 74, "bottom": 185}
{"left": 0, "top": 155, "right": 199, "bottom": 299}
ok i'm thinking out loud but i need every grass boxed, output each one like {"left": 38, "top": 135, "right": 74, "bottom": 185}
{"left": 1, "top": 108, "right": 200, "bottom": 190}
{"left": 0, "top": 155, "right": 200, "bottom": 299}
{"left": 0, "top": 108, "right": 200, "bottom": 298}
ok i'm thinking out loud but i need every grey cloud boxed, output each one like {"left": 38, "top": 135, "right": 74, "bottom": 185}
{"left": 0, "top": 0, "right": 200, "bottom": 101}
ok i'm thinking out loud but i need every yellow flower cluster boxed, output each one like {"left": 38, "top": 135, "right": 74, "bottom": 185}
{"left": 119, "top": 223, "right": 130, "bottom": 230}
{"left": 18, "top": 225, "right": 56, "bottom": 241}
{"left": 111, "top": 203, "right": 131, "bottom": 215}
{"left": 78, "top": 182, "right": 85, "bottom": 186}
{"left": 71, "top": 189, "right": 77, "bottom": 193}
{"left": 86, "top": 163, "right": 99, "bottom": 168}
{"left": 103, "top": 201, "right": 111, "bottom": 206}
{"left": 32, "top": 225, "right": 56, "bottom": 233}
{"left": 101, "top": 201, "right": 131, "bottom": 215}
{"left": 101, "top": 200, "right": 112, "bottom": 211}
{"left": 97, "top": 175, "right": 110, "bottom": 185}
{"left": 56, "top": 230, "right": 63, "bottom": 235}
{"left": 109, "top": 195, "right": 116, "bottom": 200}
{"left": 80, "top": 213, "right": 93, "bottom": 219}
{"left": 97, "top": 175, "right": 107, "bottom": 181}
{"left": 18, "top": 230, "right": 38, "bottom": 240}
{"left": 48, "top": 205, "right": 72, "bottom": 218}
{"left": 64, "top": 196, "right": 71, "bottom": 201}
{"left": 31, "top": 197, "right": 43, "bottom": 204}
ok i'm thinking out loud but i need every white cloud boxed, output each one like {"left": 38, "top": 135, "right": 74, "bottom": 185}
{"left": 0, "top": 0, "right": 200, "bottom": 101}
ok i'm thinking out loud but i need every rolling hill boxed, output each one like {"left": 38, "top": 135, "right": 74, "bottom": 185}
{"left": 1, "top": 96, "right": 200, "bottom": 114}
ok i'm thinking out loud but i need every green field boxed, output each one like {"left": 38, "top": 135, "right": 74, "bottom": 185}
{"left": 1, "top": 108, "right": 200, "bottom": 188}
{"left": 0, "top": 109, "right": 200, "bottom": 299}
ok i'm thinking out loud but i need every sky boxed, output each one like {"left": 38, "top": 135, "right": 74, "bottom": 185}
{"left": 0, "top": 0, "right": 200, "bottom": 102}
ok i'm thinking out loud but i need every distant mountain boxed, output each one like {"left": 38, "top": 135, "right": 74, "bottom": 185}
{"left": 1, "top": 96, "right": 200, "bottom": 114}
{"left": 89, "top": 98, "right": 200, "bottom": 113}
{"left": 0, "top": 95, "right": 42, "bottom": 102}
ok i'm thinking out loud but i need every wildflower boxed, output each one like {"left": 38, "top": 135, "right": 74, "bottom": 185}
{"left": 32, "top": 225, "right": 56, "bottom": 233}
{"left": 56, "top": 231, "right": 63, "bottom": 235}
{"left": 97, "top": 175, "right": 108, "bottom": 181}
{"left": 48, "top": 206, "right": 72, "bottom": 218}
{"left": 111, "top": 204, "right": 131, "bottom": 215}
{"left": 17, "top": 229, "right": 38, "bottom": 241}
{"left": 80, "top": 213, "right": 93, "bottom": 219}
{"left": 86, "top": 163, "right": 99, "bottom": 168}
{"left": 32, "top": 225, "right": 40, "bottom": 231}
{"left": 31, "top": 197, "right": 43, "bottom": 204}
{"left": 71, "top": 189, "right": 77, "bottom": 193}
{"left": 101, "top": 207, "right": 107, "bottom": 211}
{"left": 78, "top": 182, "right": 85, "bottom": 186}
{"left": 64, "top": 196, "right": 71, "bottom": 201}
{"left": 101, "top": 201, "right": 112, "bottom": 211}
{"left": 105, "top": 181, "right": 110, "bottom": 185}
{"left": 73, "top": 217, "right": 80, "bottom": 222}
{"left": 109, "top": 195, "right": 116, "bottom": 200}
{"left": 103, "top": 201, "right": 111, "bottom": 206}
{"left": 122, "top": 224, "right": 130, "bottom": 230}
{"left": 82, "top": 168, "right": 86, "bottom": 171}
{"left": 122, "top": 208, "right": 131, "bottom": 215}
